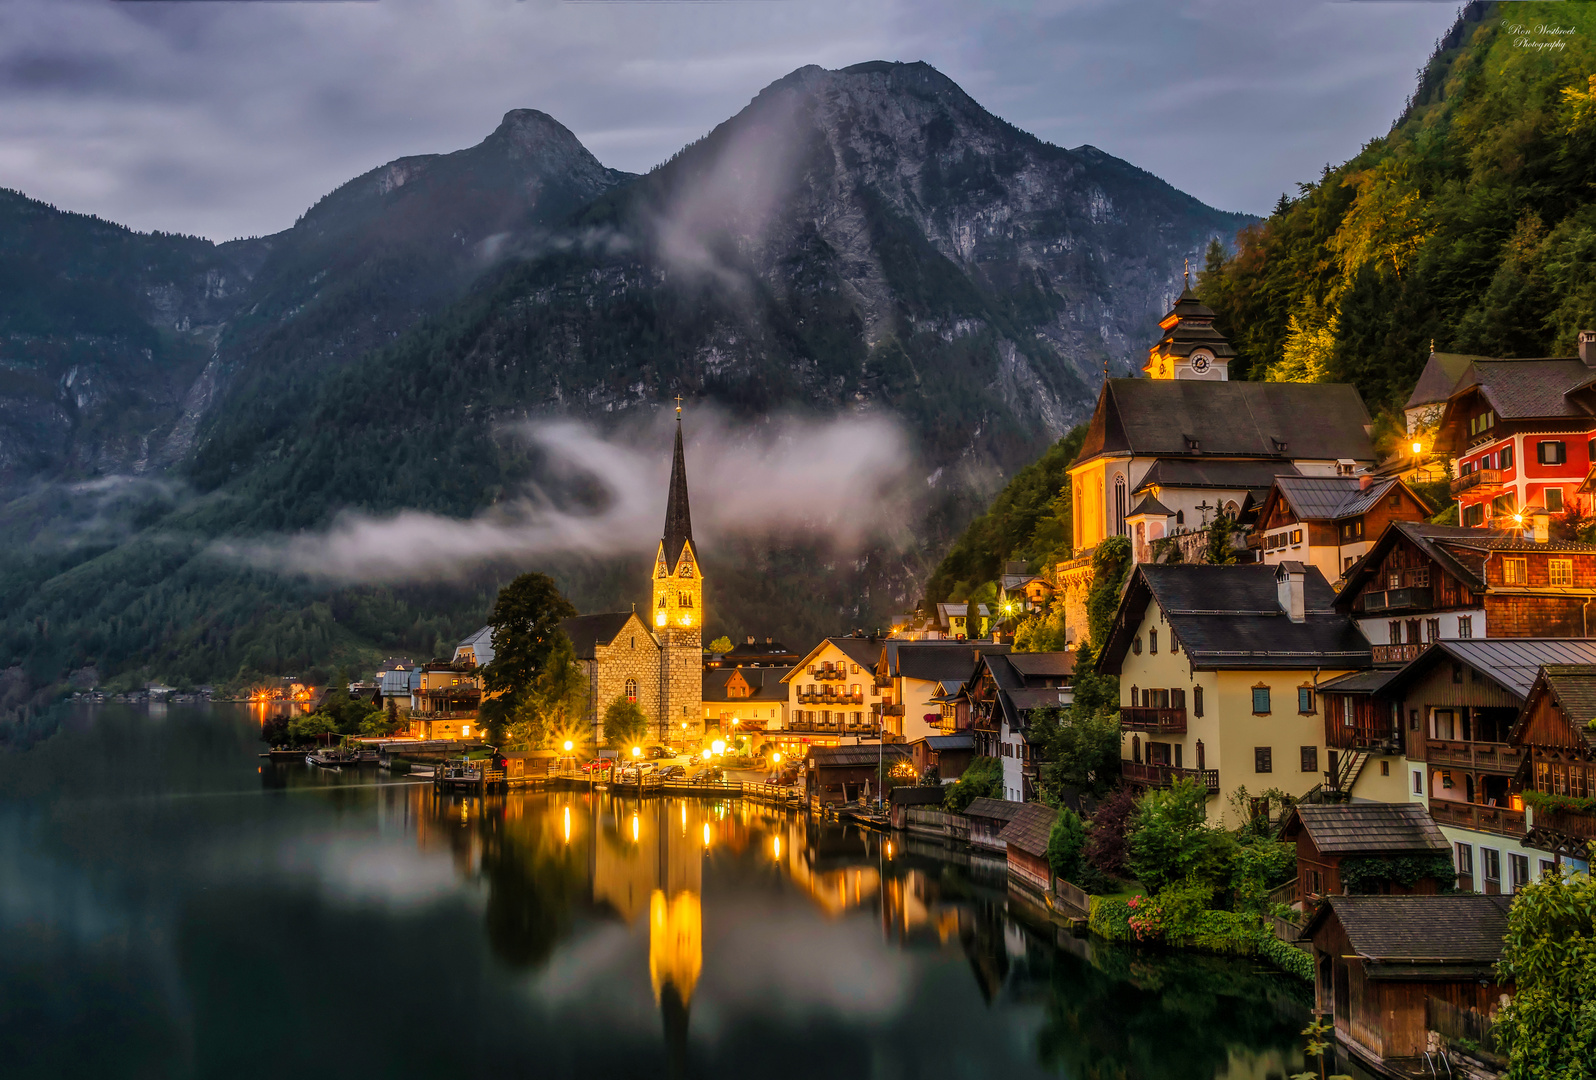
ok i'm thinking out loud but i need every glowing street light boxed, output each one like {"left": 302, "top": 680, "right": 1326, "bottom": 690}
{"left": 711, "top": 739, "right": 725, "bottom": 756}
{"left": 632, "top": 745, "right": 642, "bottom": 758}
{"left": 563, "top": 740, "right": 574, "bottom": 752}
{"left": 701, "top": 748, "right": 712, "bottom": 760}
{"left": 772, "top": 752, "right": 782, "bottom": 765}
{"left": 1411, "top": 441, "right": 1424, "bottom": 456}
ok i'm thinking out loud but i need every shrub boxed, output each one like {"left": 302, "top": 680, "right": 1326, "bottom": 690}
{"left": 1083, "top": 785, "right": 1136, "bottom": 879}
{"left": 1127, "top": 777, "right": 1213, "bottom": 893}
{"left": 1047, "top": 807, "right": 1087, "bottom": 883}
{"left": 1495, "top": 872, "right": 1596, "bottom": 1080}
{"left": 944, "top": 755, "right": 1004, "bottom": 812}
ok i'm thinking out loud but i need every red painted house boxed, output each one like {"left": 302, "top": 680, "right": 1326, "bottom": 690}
{"left": 1434, "top": 331, "right": 1596, "bottom": 526}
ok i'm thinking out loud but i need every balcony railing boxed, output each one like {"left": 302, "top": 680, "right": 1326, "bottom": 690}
{"left": 1120, "top": 707, "right": 1187, "bottom": 734}
{"left": 1427, "top": 740, "right": 1524, "bottom": 774}
{"left": 1121, "top": 760, "right": 1220, "bottom": 794}
{"left": 1371, "top": 642, "right": 1425, "bottom": 665}
{"left": 1361, "top": 588, "right": 1434, "bottom": 616}
{"left": 1450, "top": 468, "right": 1504, "bottom": 497}
{"left": 798, "top": 691, "right": 865, "bottom": 705}
{"left": 1429, "top": 797, "right": 1526, "bottom": 837}
{"left": 787, "top": 717, "right": 879, "bottom": 735}
{"left": 809, "top": 667, "right": 848, "bottom": 681}
{"left": 880, "top": 703, "right": 905, "bottom": 716}
{"left": 1532, "top": 805, "right": 1596, "bottom": 840}
{"left": 410, "top": 709, "right": 480, "bottom": 719}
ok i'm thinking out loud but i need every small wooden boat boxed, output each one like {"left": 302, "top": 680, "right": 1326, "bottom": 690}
{"left": 265, "top": 747, "right": 309, "bottom": 763}
{"left": 306, "top": 748, "right": 360, "bottom": 768}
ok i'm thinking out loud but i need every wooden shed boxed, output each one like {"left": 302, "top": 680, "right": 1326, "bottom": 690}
{"left": 1280, "top": 802, "right": 1451, "bottom": 900}
{"left": 965, "top": 797, "right": 1022, "bottom": 852}
{"left": 1300, "top": 895, "right": 1513, "bottom": 1076}
{"left": 805, "top": 744, "right": 909, "bottom": 806}
{"left": 996, "top": 803, "right": 1058, "bottom": 894}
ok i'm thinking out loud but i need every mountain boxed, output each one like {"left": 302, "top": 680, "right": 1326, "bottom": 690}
{"left": 0, "top": 61, "right": 1251, "bottom": 703}
{"left": 1200, "top": 1, "right": 1596, "bottom": 408}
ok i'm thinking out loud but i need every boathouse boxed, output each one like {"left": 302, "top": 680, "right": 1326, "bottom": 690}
{"left": 805, "top": 744, "right": 909, "bottom": 806}
{"left": 1280, "top": 802, "right": 1451, "bottom": 900}
{"left": 997, "top": 802, "right": 1058, "bottom": 893}
{"left": 965, "top": 797, "right": 1022, "bottom": 852}
{"left": 1300, "top": 895, "right": 1513, "bottom": 1074}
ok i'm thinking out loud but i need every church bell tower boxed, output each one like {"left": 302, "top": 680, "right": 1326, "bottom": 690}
{"left": 653, "top": 403, "right": 703, "bottom": 744}
{"left": 1144, "top": 264, "right": 1235, "bottom": 381}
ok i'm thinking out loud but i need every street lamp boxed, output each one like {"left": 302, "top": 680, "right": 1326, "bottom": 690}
{"left": 1411, "top": 441, "right": 1423, "bottom": 456}
{"left": 563, "top": 740, "right": 574, "bottom": 752}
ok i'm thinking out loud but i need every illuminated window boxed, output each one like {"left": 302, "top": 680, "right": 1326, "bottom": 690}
{"left": 625, "top": 679, "right": 637, "bottom": 703}
{"left": 1503, "top": 559, "right": 1528, "bottom": 585}
{"left": 1550, "top": 559, "right": 1573, "bottom": 586}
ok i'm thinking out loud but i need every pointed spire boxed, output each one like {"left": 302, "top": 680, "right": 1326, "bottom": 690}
{"left": 663, "top": 406, "right": 693, "bottom": 567}
{"left": 1183, "top": 257, "right": 1190, "bottom": 289}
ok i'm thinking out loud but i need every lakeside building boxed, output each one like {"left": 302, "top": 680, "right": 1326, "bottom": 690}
{"left": 1251, "top": 475, "right": 1432, "bottom": 587}
{"left": 782, "top": 637, "right": 884, "bottom": 746}
{"left": 1280, "top": 803, "right": 1452, "bottom": 901}
{"left": 962, "top": 651, "right": 1074, "bottom": 802}
{"left": 1057, "top": 288, "right": 1377, "bottom": 645}
{"left": 1433, "top": 330, "right": 1596, "bottom": 526}
{"left": 1511, "top": 664, "right": 1596, "bottom": 872}
{"left": 701, "top": 665, "right": 790, "bottom": 745}
{"left": 1332, "top": 520, "right": 1596, "bottom": 664}
{"left": 1301, "top": 895, "right": 1514, "bottom": 1079}
{"left": 877, "top": 639, "right": 1012, "bottom": 744}
{"left": 1097, "top": 562, "right": 1371, "bottom": 827}
{"left": 407, "top": 660, "right": 482, "bottom": 740}
{"left": 804, "top": 743, "right": 909, "bottom": 806}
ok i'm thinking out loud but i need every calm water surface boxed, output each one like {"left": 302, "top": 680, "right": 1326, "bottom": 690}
{"left": 1, "top": 705, "right": 1311, "bottom": 1079}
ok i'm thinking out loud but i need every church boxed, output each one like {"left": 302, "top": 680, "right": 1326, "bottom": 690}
{"left": 557, "top": 406, "right": 705, "bottom": 747}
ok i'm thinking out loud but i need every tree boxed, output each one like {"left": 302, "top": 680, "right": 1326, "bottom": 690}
{"left": 1085, "top": 537, "right": 1132, "bottom": 650}
{"left": 1495, "top": 872, "right": 1596, "bottom": 1080}
{"left": 943, "top": 755, "right": 1004, "bottom": 812}
{"left": 482, "top": 573, "right": 579, "bottom": 711}
{"left": 1046, "top": 806, "right": 1086, "bottom": 884}
{"left": 1126, "top": 778, "right": 1224, "bottom": 894}
{"left": 603, "top": 695, "right": 649, "bottom": 749}
{"left": 1032, "top": 705, "right": 1122, "bottom": 799}
{"left": 1083, "top": 785, "right": 1137, "bottom": 881}
{"left": 707, "top": 636, "right": 733, "bottom": 655}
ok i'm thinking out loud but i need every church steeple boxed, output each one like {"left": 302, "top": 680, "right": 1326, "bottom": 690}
{"left": 1143, "top": 285, "right": 1235, "bottom": 380}
{"left": 663, "top": 404, "right": 693, "bottom": 569}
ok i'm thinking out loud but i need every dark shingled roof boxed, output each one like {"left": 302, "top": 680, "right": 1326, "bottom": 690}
{"left": 1126, "top": 492, "right": 1173, "bottom": 519}
{"left": 1316, "top": 668, "right": 1404, "bottom": 695}
{"left": 922, "top": 733, "right": 975, "bottom": 751}
{"left": 1133, "top": 458, "right": 1303, "bottom": 495}
{"left": 559, "top": 612, "right": 639, "bottom": 660}
{"left": 1075, "top": 379, "right": 1374, "bottom": 467}
{"left": 1454, "top": 358, "right": 1592, "bottom": 419}
{"left": 806, "top": 744, "right": 909, "bottom": 768}
{"left": 1378, "top": 639, "right": 1596, "bottom": 702}
{"left": 1149, "top": 289, "right": 1238, "bottom": 362}
{"left": 893, "top": 643, "right": 1006, "bottom": 683}
{"left": 661, "top": 416, "right": 693, "bottom": 568}
{"left": 1305, "top": 896, "right": 1512, "bottom": 978}
{"left": 1405, "top": 352, "right": 1483, "bottom": 410}
{"left": 889, "top": 785, "right": 947, "bottom": 807}
{"left": 1272, "top": 475, "right": 1405, "bottom": 522}
{"left": 1007, "top": 652, "right": 1075, "bottom": 679}
{"left": 996, "top": 802, "right": 1058, "bottom": 858}
{"left": 1517, "top": 664, "right": 1596, "bottom": 751}
{"left": 1284, "top": 803, "right": 1448, "bottom": 856}
{"left": 1100, "top": 564, "right": 1371, "bottom": 674}
{"left": 702, "top": 666, "right": 793, "bottom": 703}
{"left": 964, "top": 797, "right": 1022, "bottom": 823}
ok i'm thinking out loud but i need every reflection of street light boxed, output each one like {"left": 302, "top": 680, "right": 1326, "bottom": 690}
{"left": 702, "top": 822, "right": 711, "bottom": 848}
{"left": 773, "top": 835, "right": 781, "bottom": 860}
{"left": 632, "top": 813, "right": 640, "bottom": 842}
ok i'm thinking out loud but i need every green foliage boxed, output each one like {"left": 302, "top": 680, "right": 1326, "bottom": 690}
{"left": 1088, "top": 895, "right": 1136, "bottom": 942}
{"left": 1012, "top": 607, "right": 1070, "bottom": 652}
{"left": 1202, "top": 4, "right": 1596, "bottom": 407}
{"left": 1204, "top": 511, "right": 1241, "bottom": 565}
{"left": 1258, "top": 932, "right": 1314, "bottom": 982}
{"left": 1046, "top": 806, "right": 1087, "bottom": 882}
{"left": 1127, "top": 777, "right": 1219, "bottom": 894}
{"left": 1494, "top": 872, "right": 1596, "bottom": 1080}
{"left": 1338, "top": 853, "right": 1457, "bottom": 894}
{"left": 707, "top": 635, "right": 733, "bottom": 655}
{"left": 925, "top": 424, "right": 1087, "bottom": 607}
{"left": 1083, "top": 784, "right": 1137, "bottom": 881}
{"left": 1230, "top": 840, "right": 1298, "bottom": 916}
{"left": 1290, "top": 1018, "right": 1354, "bottom": 1080}
{"left": 943, "top": 754, "right": 1004, "bottom": 812}
{"left": 482, "top": 573, "right": 580, "bottom": 713}
{"left": 1031, "top": 704, "right": 1122, "bottom": 799}
{"left": 286, "top": 712, "right": 337, "bottom": 744}
{"left": 1523, "top": 788, "right": 1596, "bottom": 815}
{"left": 1085, "top": 537, "right": 1132, "bottom": 650}
{"left": 601, "top": 695, "right": 649, "bottom": 749}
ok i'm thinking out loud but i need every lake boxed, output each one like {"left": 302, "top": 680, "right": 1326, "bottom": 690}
{"left": 0, "top": 704, "right": 1312, "bottom": 1079}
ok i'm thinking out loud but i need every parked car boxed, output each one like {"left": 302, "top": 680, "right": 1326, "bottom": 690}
{"left": 690, "top": 767, "right": 725, "bottom": 785}
{"left": 658, "top": 764, "right": 687, "bottom": 780}
{"left": 646, "top": 745, "right": 671, "bottom": 760}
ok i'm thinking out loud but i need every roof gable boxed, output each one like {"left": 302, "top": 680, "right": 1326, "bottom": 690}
{"left": 560, "top": 612, "right": 646, "bottom": 660}
{"left": 996, "top": 803, "right": 1057, "bottom": 857}
{"left": 1306, "top": 896, "right": 1512, "bottom": 974}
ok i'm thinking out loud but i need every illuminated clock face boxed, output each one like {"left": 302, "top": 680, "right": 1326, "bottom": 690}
{"left": 1190, "top": 351, "right": 1212, "bottom": 374}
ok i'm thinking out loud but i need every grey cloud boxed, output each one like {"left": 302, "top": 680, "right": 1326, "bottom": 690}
{"left": 0, "top": 0, "right": 1456, "bottom": 240}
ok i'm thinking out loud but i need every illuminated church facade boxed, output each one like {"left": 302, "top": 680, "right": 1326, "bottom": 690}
{"left": 559, "top": 408, "right": 705, "bottom": 746}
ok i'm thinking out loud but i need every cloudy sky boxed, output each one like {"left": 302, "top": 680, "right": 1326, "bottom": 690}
{"left": 0, "top": 0, "right": 1458, "bottom": 242}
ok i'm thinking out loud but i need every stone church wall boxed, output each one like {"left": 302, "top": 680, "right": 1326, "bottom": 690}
{"left": 591, "top": 615, "right": 663, "bottom": 741}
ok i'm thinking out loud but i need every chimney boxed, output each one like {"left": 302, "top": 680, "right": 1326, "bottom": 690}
{"left": 1580, "top": 330, "right": 1596, "bottom": 367}
{"left": 1276, "top": 562, "right": 1306, "bottom": 623}
{"left": 1523, "top": 505, "right": 1551, "bottom": 543}
{"left": 1358, "top": 474, "right": 1372, "bottom": 491}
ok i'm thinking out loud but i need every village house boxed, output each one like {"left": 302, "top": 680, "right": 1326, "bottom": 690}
{"left": 878, "top": 640, "right": 1011, "bottom": 744}
{"left": 1367, "top": 638, "right": 1596, "bottom": 890}
{"left": 701, "top": 665, "right": 790, "bottom": 746}
{"left": 804, "top": 743, "right": 909, "bottom": 806}
{"left": 1057, "top": 289, "right": 1377, "bottom": 639}
{"left": 1280, "top": 803, "right": 1451, "bottom": 901}
{"left": 1300, "top": 895, "right": 1514, "bottom": 1078}
{"left": 964, "top": 651, "right": 1074, "bottom": 802}
{"left": 782, "top": 637, "right": 883, "bottom": 746}
{"left": 1333, "top": 519, "right": 1596, "bottom": 664}
{"left": 906, "top": 732, "right": 975, "bottom": 784}
{"left": 1403, "top": 347, "right": 1480, "bottom": 434}
{"left": 1433, "top": 330, "right": 1596, "bottom": 526}
{"left": 1251, "top": 474, "right": 1432, "bottom": 586}
{"left": 1309, "top": 666, "right": 1410, "bottom": 804}
{"left": 408, "top": 660, "right": 482, "bottom": 740}
{"left": 1509, "top": 664, "right": 1596, "bottom": 875}
{"left": 965, "top": 797, "right": 1021, "bottom": 853}
{"left": 996, "top": 802, "right": 1058, "bottom": 895}
{"left": 708, "top": 637, "right": 798, "bottom": 668}
{"left": 1098, "top": 562, "right": 1371, "bottom": 827}
{"left": 998, "top": 561, "right": 1057, "bottom": 619}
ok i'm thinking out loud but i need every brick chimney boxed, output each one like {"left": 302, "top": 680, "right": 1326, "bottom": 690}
{"left": 1580, "top": 329, "right": 1596, "bottom": 367}
{"left": 1276, "top": 561, "right": 1306, "bottom": 623}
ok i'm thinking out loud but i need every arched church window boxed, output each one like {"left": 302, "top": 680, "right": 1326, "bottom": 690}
{"left": 658, "top": 594, "right": 667, "bottom": 608}
{"left": 625, "top": 679, "right": 638, "bottom": 703}
{"left": 679, "top": 591, "right": 693, "bottom": 608}
{"left": 1114, "top": 475, "right": 1128, "bottom": 537}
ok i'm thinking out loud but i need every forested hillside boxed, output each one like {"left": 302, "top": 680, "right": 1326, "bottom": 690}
{"left": 1200, "top": 1, "right": 1596, "bottom": 408}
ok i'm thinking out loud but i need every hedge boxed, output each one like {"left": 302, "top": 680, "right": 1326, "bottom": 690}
{"left": 1084, "top": 896, "right": 1310, "bottom": 980}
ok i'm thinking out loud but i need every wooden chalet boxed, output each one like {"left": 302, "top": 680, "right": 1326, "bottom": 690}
{"left": 1280, "top": 803, "right": 1450, "bottom": 901}
{"left": 1252, "top": 474, "right": 1431, "bottom": 587}
{"left": 964, "top": 797, "right": 1022, "bottom": 853}
{"left": 1510, "top": 664, "right": 1596, "bottom": 871}
{"left": 1301, "top": 895, "right": 1513, "bottom": 1078}
{"left": 1333, "top": 520, "right": 1596, "bottom": 666}
{"left": 962, "top": 651, "right": 1073, "bottom": 802}
{"left": 907, "top": 732, "right": 975, "bottom": 782}
{"left": 996, "top": 802, "right": 1057, "bottom": 894}
{"left": 804, "top": 743, "right": 909, "bottom": 806}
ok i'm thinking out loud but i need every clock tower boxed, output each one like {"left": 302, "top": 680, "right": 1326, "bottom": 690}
{"left": 652, "top": 404, "right": 703, "bottom": 744}
{"left": 1143, "top": 275, "right": 1235, "bottom": 381}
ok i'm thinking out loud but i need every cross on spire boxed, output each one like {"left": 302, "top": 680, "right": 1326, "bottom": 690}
{"left": 674, "top": 394, "right": 683, "bottom": 415}
{"left": 1184, "top": 258, "right": 1190, "bottom": 289}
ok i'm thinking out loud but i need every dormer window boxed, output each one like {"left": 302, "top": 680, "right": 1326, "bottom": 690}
{"left": 1185, "top": 436, "right": 1201, "bottom": 451}
{"left": 1271, "top": 437, "right": 1289, "bottom": 453}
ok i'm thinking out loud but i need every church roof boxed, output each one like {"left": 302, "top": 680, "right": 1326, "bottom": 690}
{"left": 662, "top": 416, "right": 694, "bottom": 568}
{"left": 1404, "top": 351, "right": 1482, "bottom": 410}
{"left": 1073, "top": 379, "right": 1374, "bottom": 468}
{"left": 559, "top": 612, "right": 640, "bottom": 660}
{"left": 1149, "top": 288, "right": 1237, "bottom": 362}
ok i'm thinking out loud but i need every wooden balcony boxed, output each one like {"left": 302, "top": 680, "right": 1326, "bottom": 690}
{"left": 1429, "top": 797, "right": 1526, "bottom": 837}
{"left": 798, "top": 691, "right": 864, "bottom": 706}
{"left": 1120, "top": 707, "right": 1187, "bottom": 734}
{"left": 1450, "top": 468, "right": 1504, "bottom": 497}
{"left": 1361, "top": 588, "right": 1434, "bottom": 615}
{"left": 1532, "top": 805, "right": 1596, "bottom": 840}
{"left": 809, "top": 667, "right": 848, "bottom": 681}
{"left": 1121, "top": 760, "right": 1220, "bottom": 794}
{"left": 1426, "top": 740, "right": 1524, "bottom": 774}
{"left": 879, "top": 703, "right": 905, "bottom": 716}
{"left": 1371, "top": 642, "right": 1424, "bottom": 665}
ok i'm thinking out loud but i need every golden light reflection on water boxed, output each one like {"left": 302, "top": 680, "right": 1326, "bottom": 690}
{"left": 648, "top": 889, "right": 702, "bottom": 1007}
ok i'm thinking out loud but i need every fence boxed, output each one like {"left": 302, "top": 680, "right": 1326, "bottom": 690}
{"left": 1054, "top": 878, "right": 1090, "bottom": 915}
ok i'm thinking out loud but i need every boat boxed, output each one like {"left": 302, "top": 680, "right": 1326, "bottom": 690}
{"left": 264, "top": 747, "right": 308, "bottom": 763}
{"left": 306, "top": 748, "right": 361, "bottom": 768}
